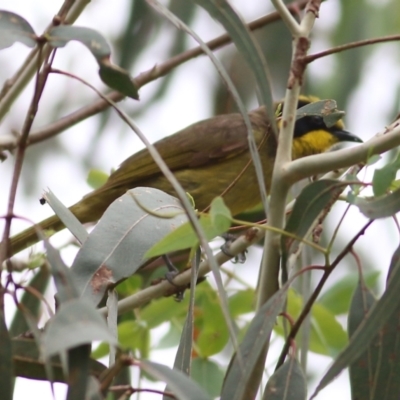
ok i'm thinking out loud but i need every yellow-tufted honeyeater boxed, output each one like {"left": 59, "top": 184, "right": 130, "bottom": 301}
{"left": 9, "top": 96, "right": 362, "bottom": 256}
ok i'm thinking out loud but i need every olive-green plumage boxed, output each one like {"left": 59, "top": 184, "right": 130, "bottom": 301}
{"left": 9, "top": 96, "right": 362, "bottom": 256}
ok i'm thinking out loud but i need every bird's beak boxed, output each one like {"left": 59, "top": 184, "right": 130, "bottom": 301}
{"left": 332, "top": 129, "right": 363, "bottom": 144}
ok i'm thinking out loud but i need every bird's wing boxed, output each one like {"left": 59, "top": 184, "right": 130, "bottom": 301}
{"left": 104, "top": 113, "right": 253, "bottom": 189}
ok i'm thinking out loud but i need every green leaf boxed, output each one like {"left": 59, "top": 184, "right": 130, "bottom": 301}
{"left": 141, "top": 297, "right": 188, "bottom": 329}
{"left": 0, "top": 10, "right": 36, "bottom": 49}
{"left": 86, "top": 169, "right": 109, "bottom": 189}
{"left": 366, "top": 154, "right": 381, "bottom": 166}
{"left": 209, "top": 197, "right": 232, "bottom": 233}
{"left": 93, "top": 320, "right": 150, "bottom": 360}
{"left": 191, "top": 358, "right": 224, "bottom": 398}
{"left": 348, "top": 278, "right": 378, "bottom": 400}
{"left": 372, "top": 154, "right": 400, "bottom": 196}
{"left": 42, "top": 239, "right": 79, "bottom": 303}
{"left": 145, "top": 198, "right": 231, "bottom": 259}
{"left": 274, "top": 290, "right": 347, "bottom": 356}
{"left": 195, "top": 287, "right": 229, "bottom": 357}
{"left": 319, "top": 271, "right": 380, "bottom": 315}
{"left": 99, "top": 61, "right": 139, "bottom": 99}
{"left": 228, "top": 289, "right": 255, "bottom": 317}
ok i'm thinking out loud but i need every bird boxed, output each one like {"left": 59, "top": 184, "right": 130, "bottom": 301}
{"left": 8, "top": 95, "right": 362, "bottom": 256}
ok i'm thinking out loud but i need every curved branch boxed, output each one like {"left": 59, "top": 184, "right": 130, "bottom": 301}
{"left": 284, "top": 120, "right": 400, "bottom": 184}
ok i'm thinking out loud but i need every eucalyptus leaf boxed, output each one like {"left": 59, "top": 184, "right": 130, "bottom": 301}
{"left": 43, "top": 298, "right": 117, "bottom": 359}
{"left": 0, "top": 10, "right": 36, "bottom": 49}
{"left": 70, "top": 187, "right": 188, "bottom": 306}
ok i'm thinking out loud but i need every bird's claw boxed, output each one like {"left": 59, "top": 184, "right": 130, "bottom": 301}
{"left": 220, "top": 233, "right": 247, "bottom": 263}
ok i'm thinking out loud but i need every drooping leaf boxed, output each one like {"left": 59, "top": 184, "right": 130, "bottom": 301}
{"left": 42, "top": 239, "right": 79, "bottom": 303}
{"left": 263, "top": 357, "right": 307, "bottom": 400}
{"left": 311, "top": 243, "right": 400, "bottom": 398}
{"left": 221, "top": 282, "right": 290, "bottom": 400}
{"left": 48, "top": 26, "right": 139, "bottom": 99}
{"left": 354, "top": 188, "right": 400, "bottom": 219}
{"left": 70, "top": 187, "right": 188, "bottom": 306}
{"left": 0, "top": 10, "right": 36, "bottom": 49}
{"left": 282, "top": 180, "right": 344, "bottom": 273}
{"left": 146, "top": 197, "right": 231, "bottom": 258}
{"left": 43, "top": 298, "right": 117, "bottom": 359}
{"left": 139, "top": 360, "right": 212, "bottom": 400}
{"left": 191, "top": 358, "right": 224, "bottom": 398}
{"left": 348, "top": 277, "right": 379, "bottom": 400}
{"left": 0, "top": 311, "right": 12, "bottom": 400}
{"left": 372, "top": 154, "right": 400, "bottom": 196}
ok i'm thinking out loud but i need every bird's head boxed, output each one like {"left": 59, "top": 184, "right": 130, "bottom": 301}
{"left": 277, "top": 96, "right": 362, "bottom": 159}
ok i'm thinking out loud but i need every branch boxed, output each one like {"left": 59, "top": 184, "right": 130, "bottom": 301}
{"left": 99, "top": 228, "right": 263, "bottom": 316}
{"left": 257, "top": 0, "right": 322, "bottom": 310}
{"left": 305, "top": 34, "right": 400, "bottom": 63}
{"left": 0, "top": 0, "right": 310, "bottom": 152}
{"left": 284, "top": 119, "right": 400, "bottom": 183}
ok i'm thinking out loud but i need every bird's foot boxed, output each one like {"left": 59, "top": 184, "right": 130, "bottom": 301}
{"left": 220, "top": 233, "right": 247, "bottom": 263}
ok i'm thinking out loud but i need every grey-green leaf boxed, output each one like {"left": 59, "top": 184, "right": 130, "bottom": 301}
{"left": 48, "top": 26, "right": 111, "bottom": 59}
{"left": 140, "top": 360, "right": 212, "bottom": 400}
{"left": 282, "top": 180, "right": 343, "bottom": 271}
{"left": 263, "top": 357, "right": 307, "bottom": 400}
{"left": 43, "top": 189, "right": 88, "bottom": 244}
{"left": 43, "top": 298, "right": 117, "bottom": 359}
{"left": 70, "top": 187, "right": 188, "bottom": 306}
{"left": 295, "top": 99, "right": 344, "bottom": 127}
{"left": 348, "top": 278, "right": 378, "bottom": 400}
{"left": 0, "top": 10, "right": 36, "bottom": 49}
{"left": 48, "top": 26, "right": 139, "bottom": 99}
{"left": 311, "top": 243, "right": 400, "bottom": 398}
{"left": 221, "top": 283, "right": 290, "bottom": 400}
{"left": 354, "top": 188, "right": 400, "bottom": 219}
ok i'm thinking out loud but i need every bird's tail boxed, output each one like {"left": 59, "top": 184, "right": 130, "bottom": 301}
{"left": 8, "top": 214, "right": 66, "bottom": 257}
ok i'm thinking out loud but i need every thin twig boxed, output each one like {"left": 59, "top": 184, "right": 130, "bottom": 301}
{"left": 0, "top": 45, "right": 52, "bottom": 272}
{"left": 275, "top": 219, "right": 374, "bottom": 369}
{"left": 305, "top": 34, "right": 400, "bottom": 63}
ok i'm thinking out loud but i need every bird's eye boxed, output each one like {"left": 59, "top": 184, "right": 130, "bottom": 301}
{"left": 310, "top": 115, "right": 324, "bottom": 126}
